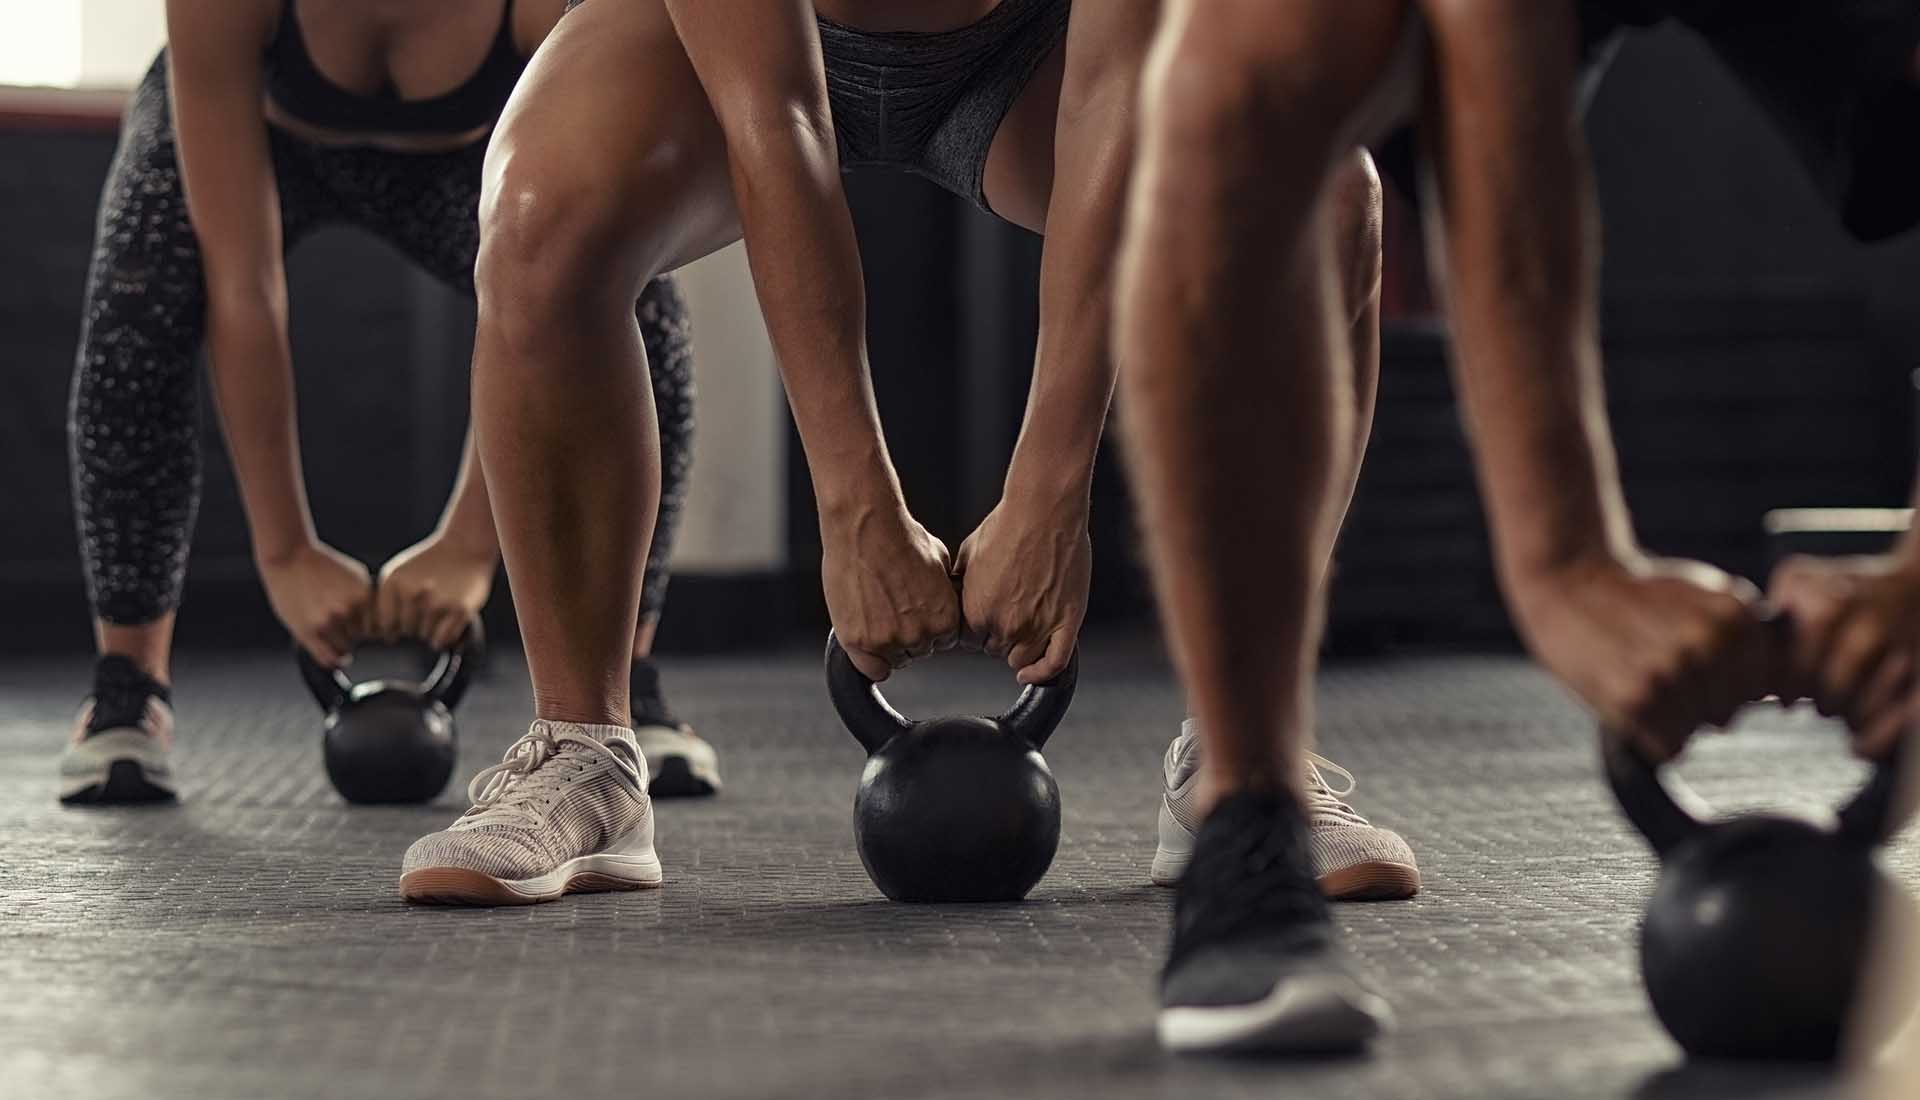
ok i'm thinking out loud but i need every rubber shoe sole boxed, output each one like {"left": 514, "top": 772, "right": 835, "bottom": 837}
{"left": 1153, "top": 800, "right": 1421, "bottom": 901}
{"left": 399, "top": 850, "right": 664, "bottom": 907}
{"left": 636, "top": 725, "right": 721, "bottom": 799}
{"left": 60, "top": 732, "right": 177, "bottom": 806}
{"left": 649, "top": 755, "right": 718, "bottom": 799}
{"left": 1159, "top": 974, "right": 1392, "bottom": 1056}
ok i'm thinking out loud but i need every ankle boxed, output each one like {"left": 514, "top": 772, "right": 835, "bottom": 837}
{"left": 1198, "top": 768, "right": 1308, "bottom": 822}
{"left": 94, "top": 654, "right": 171, "bottom": 702}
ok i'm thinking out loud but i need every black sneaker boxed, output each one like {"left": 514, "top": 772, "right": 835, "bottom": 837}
{"left": 1158, "top": 790, "right": 1390, "bottom": 1054}
{"left": 59, "top": 656, "right": 177, "bottom": 805}
{"left": 630, "top": 658, "right": 720, "bottom": 798}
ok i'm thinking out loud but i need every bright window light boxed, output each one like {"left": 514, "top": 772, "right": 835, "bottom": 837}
{"left": 0, "top": 1, "right": 84, "bottom": 88}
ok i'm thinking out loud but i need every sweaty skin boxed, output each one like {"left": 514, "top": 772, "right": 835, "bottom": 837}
{"left": 1117, "top": 0, "right": 1400, "bottom": 807}
{"left": 156, "top": 0, "right": 574, "bottom": 670}
{"left": 1116, "top": 0, "right": 1913, "bottom": 819}
{"left": 470, "top": 0, "right": 1173, "bottom": 724}
{"left": 1412, "top": 0, "right": 1776, "bottom": 764}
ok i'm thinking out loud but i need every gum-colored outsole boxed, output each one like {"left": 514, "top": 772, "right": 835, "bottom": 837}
{"left": 398, "top": 867, "right": 660, "bottom": 907}
{"left": 1318, "top": 861, "right": 1421, "bottom": 902}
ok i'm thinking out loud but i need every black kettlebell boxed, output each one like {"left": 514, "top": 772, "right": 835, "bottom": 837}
{"left": 1605, "top": 718, "right": 1912, "bottom": 1060}
{"left": 297, "top": 628, "right": 478, "bottom": 805}
{"left": 825, "top": 631, "right": 1076, "bottom": 903}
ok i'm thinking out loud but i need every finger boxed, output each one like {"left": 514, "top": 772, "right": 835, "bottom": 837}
{"left": 1006, "top": 637, "right": 1047, "bottom": 677}
{"left": 372, "top": 583, "right": 403, "bottom": 640}
{"left": 427, "top": 610, "right": 465, "bottom": 653}
{"left": 847, "top": 646, "right": 893, "bottom": 683}
{"left": 949, "top": 536, "right": 972, "bottom": 579}
{"left": 317, "top": 614, "right": 356, "bottom": 660}
{"left": 302, "top": 631, "right": 346, "bottom": 671}
{"left": 981, "top": 627, "right": 1012, "bottom": 659}
{"left": 1622, "top": 720, "right": 1681, "bottom": 766}
{"left": 1820, "top": 616, "right": 1890, "bottom": 719}
{"left": 928, "top": 535, "right": 953, "bottom": 574}
{"left": 1017, "top": 629, "right": 1076, "bottom": 686}
{"left": 1767, "top": 559, "right": 1846, "bottom": 691}
{"left": 1852, "top": 647, "right": 1912, "bottom": 736}
{"left": 407, "top": 588, "right": 438, "bottom": 644}
{"left": 1707, "top": 602, "right": 1775, "bottom": 725}
{"left": 1858, "top": 696, "right": 1914, "bottom": 762}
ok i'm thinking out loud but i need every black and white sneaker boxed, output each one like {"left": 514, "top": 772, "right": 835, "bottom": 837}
{"left": 59, "top": 656, "right": 177, "bottom": 805}
{"left": 631, "top": 657, "right": 720, "bottom": 798}
{"left": 1158, "top": 790, "right": 1391, "bottom": 1055}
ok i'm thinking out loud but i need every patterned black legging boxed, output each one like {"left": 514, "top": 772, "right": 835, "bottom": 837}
{"left": 70, "top": 55, "right": 694, "bottom": 627}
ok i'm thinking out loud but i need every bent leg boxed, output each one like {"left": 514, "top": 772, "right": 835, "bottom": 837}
{"left": 474, "top": 0, "right": 738, "bottom": 726}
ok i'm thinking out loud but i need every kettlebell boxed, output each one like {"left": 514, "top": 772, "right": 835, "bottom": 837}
{"left": 297, "top": 628, "right": 478, "bottom": 805}
{"left": 825, "top": 631, "right": 1076, "bottom": 903}
{"left": 1605, "top": 718, "right": 1912, "bottom": 1060}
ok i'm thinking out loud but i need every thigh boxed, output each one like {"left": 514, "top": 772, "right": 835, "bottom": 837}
{"left": 485, "top": 0, "right": 742, "bottom": 286}
{"left": 982, "top": 1, "right": 1161, "bottom": 233}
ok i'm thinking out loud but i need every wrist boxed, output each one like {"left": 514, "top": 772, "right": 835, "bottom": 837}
{"left": 1001, "top": 460, "right": 1094, "bottom": 519}
{"left": 813, "top": 453, "right": 906, "bottom": 527}
{"left": 1005, "top": 440, "right": 1096, "bottom": 504}
{"left": 429, "top": 518, "right": 502, "bottom": 562}
{"left": 1499, "top": 532, "right": 1643, "bottom": 596}
{"left": 253, "top": 529, "right": 317, "bottom": 570}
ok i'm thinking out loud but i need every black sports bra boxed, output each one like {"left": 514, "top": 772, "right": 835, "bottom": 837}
{"left": 263, "top": 0, "right": 527, "bottom": 134}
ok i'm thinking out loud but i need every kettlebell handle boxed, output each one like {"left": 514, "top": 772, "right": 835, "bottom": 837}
{"left": 297, "top": 647, "right": 355, "bottom": 712}
{"left": 421, "top": 625, "right": 481, "bottom": 709}
{"left": 294, "top": 623, "right": 481, "bottom": 712}
{"left": 1603, "top": 727, "right": 1907, "bottom": 858}
{"left": 824, "top": 631, "right": 1079, "bottom": 755}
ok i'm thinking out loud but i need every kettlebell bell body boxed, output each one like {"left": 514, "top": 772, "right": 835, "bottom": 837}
{"left": 298, "top": 631, "right": 476, "bottom": 805}
{"left": 1605, "top": 731, "right": 1910, "bottom": 1061}
{"left": 826, "top": 634, "right": 1077, "bottom": 903}
{"left": 1641, "top": 813, "right": 1886, "bottom": 1060}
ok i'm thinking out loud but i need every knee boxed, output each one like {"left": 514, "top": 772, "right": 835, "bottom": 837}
{"left": 1147, "top": 4, "right": 1411, "bottom": 177}
{"left": 1329, "top": 148, "right": 1384, "bottom": 320}
{"left": 475, "top": 151, "right": 655, "bottom": 358}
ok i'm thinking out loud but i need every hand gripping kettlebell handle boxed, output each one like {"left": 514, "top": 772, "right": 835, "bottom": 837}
{"left": 296, "top": 646, "right": 355, "bottom": 713}
{"left": 421, "top": 624, "right": 482, "bottom": 710}
{"left": 823, "top": 631, "right": 1080, "bottom": 754}
{"left": 1604, "top": 605, "right": 1905, "bottom": 854}
{"left": 825, "top": 632, "right": 915, "bottom": 755}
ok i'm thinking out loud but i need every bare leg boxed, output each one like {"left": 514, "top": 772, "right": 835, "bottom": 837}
{"left": 1118, "top": 2, "right": 1406, "bottom": 809}
{"left": 473, "top": 0, "right": 738, "bottom": 725}
{"left": 1120, "top": 0, "right": 1413, "bottom": 1053}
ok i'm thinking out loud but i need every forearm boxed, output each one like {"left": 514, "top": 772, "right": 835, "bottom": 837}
{"left": 1419, "top": 0, "right": 1635, "bottom": 581}
{"left": 728, "top": 124, "right": 902, "bottom": 516}
{"left": 1008, "top": 130, "right": 1126, "bottom": 505}
{"left": 202, "top": 296, "right": 316, "bottom": 564}
{"left": 430, "top": 426, "right": 504, "bottom": 558}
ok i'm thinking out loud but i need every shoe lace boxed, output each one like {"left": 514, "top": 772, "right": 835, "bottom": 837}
{"left": 1304, "top": 753, "right": 1370, "bottom": 828}
{"left": 461, "top": 722, "right": 628, "bottom": 828}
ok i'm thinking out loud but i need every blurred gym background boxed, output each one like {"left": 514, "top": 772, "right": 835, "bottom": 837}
{"left": 4, "top": 4, "right": 1919, "bottom": 657}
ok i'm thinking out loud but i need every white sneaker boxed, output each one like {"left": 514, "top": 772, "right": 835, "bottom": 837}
{"left": 1151, "top": 721, "right": 1420, "bottom": 901}
{"left": 630, "top": 660, "right": 720, "bottom": 798}
{"left": 59, "top": 656, "right": 177, "bottom": 805}
{"left": 400, "top": 720, "right": 664, "bottom": 906}
{"left": 634, "top": 722, "right": 721, "bottom": 798}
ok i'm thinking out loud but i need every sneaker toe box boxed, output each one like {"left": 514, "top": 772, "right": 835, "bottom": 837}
{"left": 402, "top": 827, "right": 549, "bottom": 879}
{"left": 1311, "top": 824, "right": 1421, "bottom": 900}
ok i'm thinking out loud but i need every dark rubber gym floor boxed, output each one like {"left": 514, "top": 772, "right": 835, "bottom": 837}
{"left": 3, "top": 635, "right": 1915, "bottom": 1100}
